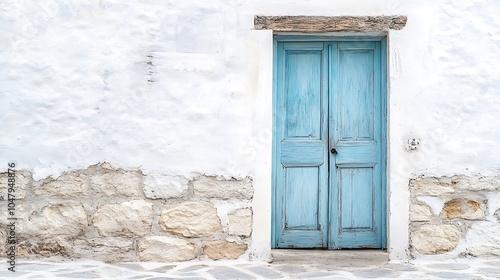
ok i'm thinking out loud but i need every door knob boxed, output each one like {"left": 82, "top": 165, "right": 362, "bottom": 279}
{"left": 330, "top": 148, "right": 338, "bottom": 155}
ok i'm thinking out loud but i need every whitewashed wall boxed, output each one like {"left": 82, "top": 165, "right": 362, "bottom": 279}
{"left": 1, "top": 0, "right": 500, "bottom": 261}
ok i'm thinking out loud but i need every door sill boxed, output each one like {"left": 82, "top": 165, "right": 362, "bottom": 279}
{"left": 271, "top": 249, "right": 388, "bottom": 265}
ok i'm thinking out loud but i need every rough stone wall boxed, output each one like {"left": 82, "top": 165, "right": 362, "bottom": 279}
{"left": 0, "top": 163, "right": 253, "bottom": 262}
{"left": 409, "top": 175, "right": 500, "bottom": 258}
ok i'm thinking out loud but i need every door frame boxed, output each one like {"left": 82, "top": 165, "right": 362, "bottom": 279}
{"left": 271, "top": 35, "right": 388, "bottom": 249}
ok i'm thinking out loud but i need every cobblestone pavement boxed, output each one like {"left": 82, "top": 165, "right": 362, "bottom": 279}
{"left": 2, "top": 258, "right": 500, "bottom": 279}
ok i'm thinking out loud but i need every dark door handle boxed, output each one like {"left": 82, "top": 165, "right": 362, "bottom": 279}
{"left": 330, "top": 148, "right": 338, "bottom": 155}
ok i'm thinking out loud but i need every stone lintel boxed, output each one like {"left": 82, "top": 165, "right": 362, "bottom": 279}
{"left": 254, "top": 15, "right": 407, "bottom": 32}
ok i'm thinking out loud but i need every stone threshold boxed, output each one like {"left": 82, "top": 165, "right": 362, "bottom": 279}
{"left": 271, "top": 249, "right": 388, "bottom": 265}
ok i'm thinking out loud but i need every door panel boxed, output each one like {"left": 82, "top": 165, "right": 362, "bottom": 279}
{"left": 281, "top": 140, "right": 324, "bottom": 167}
{"left": 339, "top": 167, "right": 374, "bottom": 230}
{"left": 285, "top": 167, "right": 320, "bottom": 230}
{"left": 338, "top": 49, "right": 375, "bottom": 140}
{"left": 273, "top": 40, "right": 385, "bottom": 249}
{"left": 285, "top": 51, "right": 322, "bottom": 138}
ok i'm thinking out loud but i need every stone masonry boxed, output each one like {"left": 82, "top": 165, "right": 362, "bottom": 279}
{"left": 0, "top": 163, "right": 253, "bottom": 262}
{"left": 409, "top": 175, "right": 500, "bottom": 257}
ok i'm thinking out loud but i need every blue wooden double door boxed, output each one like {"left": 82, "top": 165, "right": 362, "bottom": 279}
{"left": 273, "top": 40, "right": 386, "bottom": 249}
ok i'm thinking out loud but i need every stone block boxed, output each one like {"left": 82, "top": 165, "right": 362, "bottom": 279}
{"left": 90, "top": 169, "right": 143, "bottom": 197}
{"left": 30, "top": 240, "right": 71, "bottom": 257}
{"left": 203, "top": 240, "right": 247, "bottom": 260}
{"left": 441, "top": 199, "right": 484, "bottom": 220}
{"left": 461, "top": 176, "right": 500, "bottom": 191}
{"left": 73, "top": 237, "right": 137, "bottom": 262}
{"left": 409, "top": 177, "right": 455, "bottom": 196}
{"left": 228, "top": 208, "right": 252, "bottom": 237}
{"left": 2, "top": 204, "right": 30, "bottom": 235}
{"left": 26, "top": 204, "right": 87, "bottom": 237}
{"left": 15, "top": 240, "right": 31, "bottom": 257}
{"left": 137, "top": 236, "right": 195, "bottom": 262}
{"left": 193, "top": 176, "right": 253, "bottom": 200}
{"left": 143, "top": 174, "right": 188, "bottom": 199}
{"left": 13, "top": 236, "right": 74, "bottom": 258}
{"left": 160, "top": 201, "right": 222, "bottom": 237}
{"left": 409, "top": 203, "right": 434, "bottom": 222}
{"left": 466, "top": 222, "right": 500, "bottom": 256}
{"left": 411, "top": 224, "right": 460, "bottom": 254}
{"left": 93, "top": 200, "right": 153, "bottom": 237}
{"left": 494, "top": 208, "right": 500, "bottom": 222}
{"left": 0, "top": 170, "right": 31, "bottom": 200}
{"left": 34, "top": 171, "right": 89, "bottom": 197}
{"left": 0, "top": 230, "right": 5, "bottom": 256}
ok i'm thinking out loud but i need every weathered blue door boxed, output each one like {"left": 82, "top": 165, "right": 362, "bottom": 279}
{"left": 273, "top": 39, "right": 386, "bottom": 249}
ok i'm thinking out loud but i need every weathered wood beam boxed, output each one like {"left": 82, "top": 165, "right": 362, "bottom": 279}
{"left": 254, "top": 15, "right": 407, "bottom": 32}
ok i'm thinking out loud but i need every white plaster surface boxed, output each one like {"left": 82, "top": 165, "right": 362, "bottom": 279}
{"left": 2, "top": 0, "right": 500, "bottom": 261}
{"left": 417, "top": 196, "right": 446, "bottom": 216}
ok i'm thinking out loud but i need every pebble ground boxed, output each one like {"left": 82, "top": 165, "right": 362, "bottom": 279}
{"left": 2, "top": 258, "right": 500, "bottom": 279}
